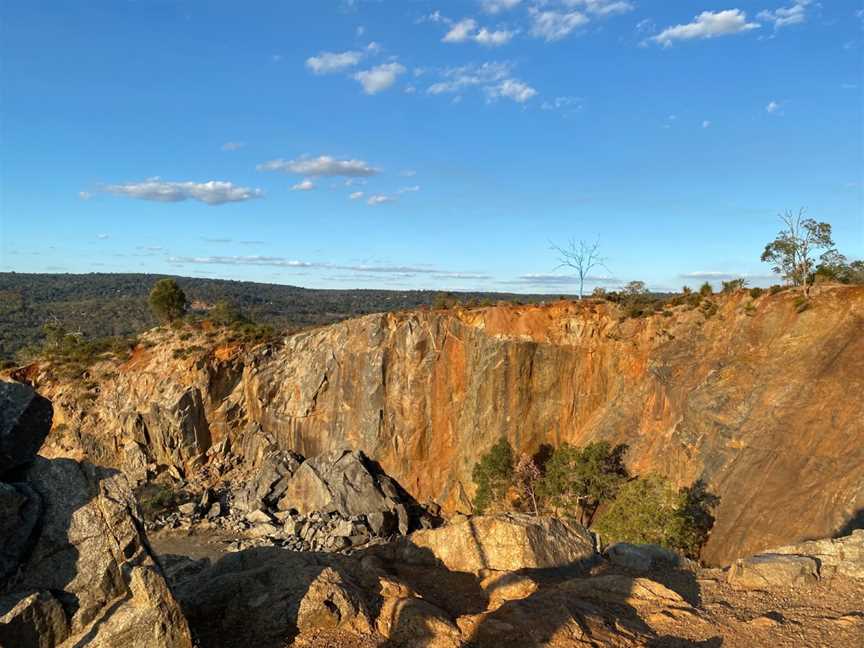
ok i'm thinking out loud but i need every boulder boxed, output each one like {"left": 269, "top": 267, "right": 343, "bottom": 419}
{"left": 173, "top": 548, "right": 374, "bottom": 648}
{"left": 0, "top": 482, "right": 41, "bottom": 583}
{"left": 606, "top": 542, "right": 682, "bottom": 571}
{"left": 0, "top": 458, "right": 192, "bottom": 648}
{"left": 766, "top": 529, "right": 864, "bottom": 579}
{"left": 0, "top": 590, "right": 69, "bottom": 648}
{"left": 405, "top": 514, "right": 596, "bottom": 573}
{"left": 276, "top": 449, "right": 401, "bottom": 518}
{"left": 0, "top": 381, "right": 52, "bottom": 478}
{"left": 727, "top": 553, "right": 819, "bottom": 590}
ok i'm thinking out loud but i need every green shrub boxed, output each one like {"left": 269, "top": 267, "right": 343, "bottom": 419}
{"left": 721, "top": 278, "right": 746, "bottom": 293}
{"left": 748, "top": 287, "right": 764, "bottom": 299}
{"left": 699, "top": 282, "right": 713, "bottom": 296}
{"left": 769, "top": 284, "right": 788, "bottom": 295}
{"left": 793, "top": 295, "right": 810, "bottom": 313}
{"left": 594, "top": 475, "right": 718, "bottom": 558}
{"left": 539, "top": 442, "right": 628, "bottom": 526}
{"left": 149, "top": 279, "right": 188, "bottom": 322}
{"left": 472, "top": 438, "right": 515, "bottom": 514}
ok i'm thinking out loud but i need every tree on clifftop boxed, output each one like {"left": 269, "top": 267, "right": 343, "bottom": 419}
{"left": 761, "top": 209, "right": 836, "bottom": 296}
{"left": 148, "top": 279, "right": 187, "bottom": 322}
{"left": 551, "top": 238, "right": 609, "bottom": 300}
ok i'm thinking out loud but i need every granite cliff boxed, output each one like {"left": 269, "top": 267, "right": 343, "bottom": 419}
{"left": 22, "top": 285, "right": 864, "bottom": 565}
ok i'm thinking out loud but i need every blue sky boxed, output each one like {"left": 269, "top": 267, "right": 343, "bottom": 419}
{"left": 1, "top": 0, "right": 862, "bottom": 292}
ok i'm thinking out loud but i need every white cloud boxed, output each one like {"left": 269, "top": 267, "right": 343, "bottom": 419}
{"left": 356, "top": 25, "right": 366, "bottom": 36}
{"left": 257, "top": 155, "right": 379, "bottom": 177}
{"left": 474, "top": 27, "right": 516, "bottom": 46}
{"left": 529, "top": 9, "right": 589, "bottom": 41}
{"left": 100, "top": 178, "right": 263, "bottom": 205}
{"left": 427, "top": 61, "right": 514, "bottom": 96}
{"left": 758, "top": 1, "right": 813, "bottom": 29}
{"left": 766, "top": 100, "right": 782, "bottom": 114}
{"left": 367, "top": 194, "right": 396, "bottom": 205}
{"left": 221, "top": 141, "right": 246, "bottom": 151}
{"left": 291, "top": 179, "right": 315, "bottom": 191}
{"left": 443, "top": 18, "right": 479, "bottom": 43}
{"left": 702, "top": 120, "right": 712, "bottom": 128}
{"left": 354, "top": 62, "right": 406, "bottom": 94}
{"left": 400, "top": 169, "right": 417, "bottom": 177}
{"left": 79, "top": 191, "right": 92, "bottom": 200}
{"left": 436, "top": 14, "right": 514, "bottom": 47}
{"left": 349, "top": 191, "right": 365, "bottom": 200}
{"left": 650, "top": 10, "right": 759, "bottom": 47}
{"left": 566, "top": 1, "right": 635, "bottom": 16}
{"left": 306, "top": 50, "right": 365, "bottom": 74}
{"left": 96, "top": 233, "right": 109, "bottom": 240}
{"left": 480, "top": 0, "right": 522, "bottom": 13}
{"left": 397, "top": 185, "right": 420, "bottom": 194}
{"left": 486, "top": 78, "right": 538, "bottom": 103}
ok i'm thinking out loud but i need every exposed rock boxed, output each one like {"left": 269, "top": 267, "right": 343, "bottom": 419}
{"left": 0, "top": 458, "right": 193, "bottom": 647}
{"left": 172, "top": 548, "right": 374, "bottom": 648}
{"left": 32, "top": 287, "right": 864, "bottom": 564}
{"left": 727, "top": 553, "right": 820, "bottom": 590}
{"left": 0, "top": 381, "right": 52, "bottom": 478}
{"left": 606, "top": 542, "right": 682, "bottom": 571}
{"left": 0, "top": 590, "right": 69, "bottom": 648}
{"left": 405, "top": 514, "right": 596, "bottom": 573}
{"left": 276, "top": 449, "right": 397, "bottom": 518}
{"left": 0, "top": 383, "right": 192, "bottom": 648}
{"left": 0, "top": 482, "right": 41, "bottom": 583}
{"left": 767, "top": 529, "right": 864, "bottom": 579}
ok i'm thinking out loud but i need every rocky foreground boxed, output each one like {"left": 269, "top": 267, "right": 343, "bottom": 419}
{"left": 2, "top": 380, "right": 864, "bottom": 648}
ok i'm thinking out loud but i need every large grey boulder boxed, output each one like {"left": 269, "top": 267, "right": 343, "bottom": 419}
{"left": 232, "top": 449, "right": 302, "bottom": 513}
{"left": 0, "top": 458, "right": 192, "bottom": 647}
{"left": 605, "top": 542, "right": 682, "bottom": 571}
{"left": 173, "top": 548, "right": 374, "bottom": 648}
{"left": 276, "top": 449, "right": 400, "bottom": 518}
{"left": 405, "top": 514, "right": 597, "bottom": 574}
{"left": 727, "top": 553, "right": 819, "bottom": 590}
{"left": 0, "top": 381, "right": 52, "bottom": 478}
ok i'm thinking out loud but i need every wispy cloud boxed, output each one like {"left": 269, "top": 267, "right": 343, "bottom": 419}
{"left": 99, "top": 178, "right": 263, "bottom": 205}
{"left": 486, "top": 78, "right": 537, "bottom": 103}
{"left": 502, "top": 273, "right": 621, "bottom": 286}
{"left": 291, "top": 179, "right": 316, "bottom": 191}
{"left": 367, "top": 194, "right": 396, "bottom": 205}
{"left": 766, "top": 100, "right": 783, "bottom": 115}
{"left": 529, "top": 9, "right": 589, "bottom": 42}
{"left": 480, "top": 0, "right": 522, "bottom": 14}
{"left": 306, "top": 49, "right": 365, "bottom": 74}
{"left": 758, "top": 1, "right": 814, "bottom": 29}
{"left": 441, "top": 17, "right": 515, "bottom": 46}
{"left": 354, "top": 62, "right": 406, "bottom": 94}
{"left": 221, "top": 141, "right": 246, "bottom": 151}
{"left": 166, "top": 254, "right": 490, "bottom": 279}
{"left": 427, "top": 61, "right": 535, "bottom": 103}
{"left": 649, "top": 10, "right": 759, "bottom": 47}
{"left": 96, "top": 233, "right": 110, "bottom": 240}
{"left": 258, "top": 155, "right": 379, "bottom": 177}
{"left": 349, "top": 191, "right": 365, "bottom": 200}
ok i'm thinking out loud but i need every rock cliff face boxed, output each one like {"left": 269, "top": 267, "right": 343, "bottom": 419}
{"left": 0, "top": 381, "right": 192, "bottom": 648}
{"left": 27, "top": 286, "right": 864, "bottom": 565}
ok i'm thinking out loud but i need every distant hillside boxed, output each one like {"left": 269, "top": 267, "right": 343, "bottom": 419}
{"left": 0, "top": 272, "right": 559, "bottom": 361}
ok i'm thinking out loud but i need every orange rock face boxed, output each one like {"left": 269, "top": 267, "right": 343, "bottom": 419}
{"left": 31, "top": 286, "right": 864, "bottom": 565}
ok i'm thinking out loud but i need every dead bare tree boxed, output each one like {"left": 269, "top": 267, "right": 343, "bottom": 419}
{"left": 551, "top": 238, "right": 609, "bottom": 299}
